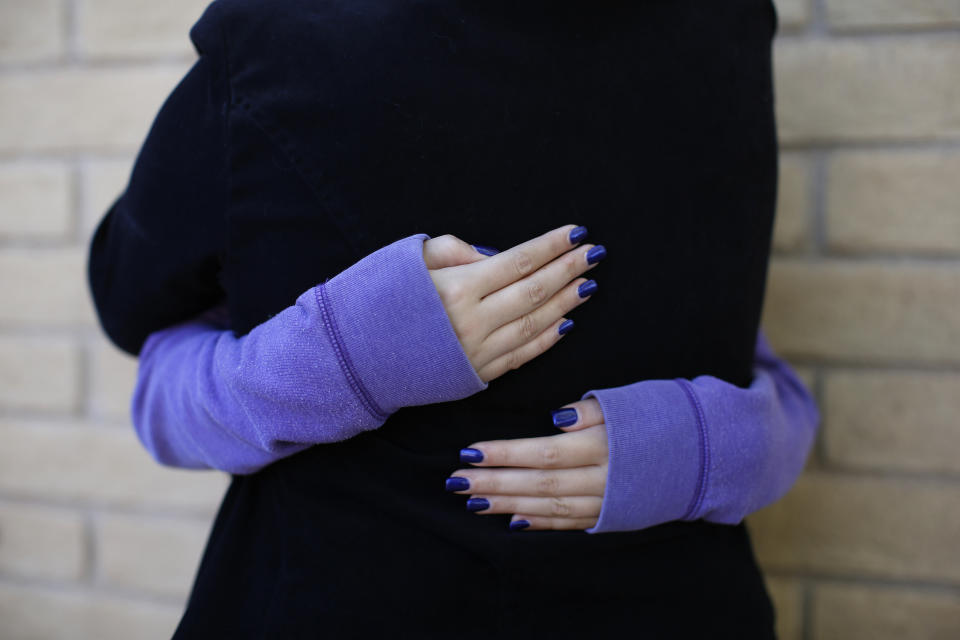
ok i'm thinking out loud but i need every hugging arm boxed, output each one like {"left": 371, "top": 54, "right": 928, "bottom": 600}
{"left": 582, "top": 328, "right": 819, "bottom": 533}
{"left": 131, "top": 234, "right": 487, "bottom": 475}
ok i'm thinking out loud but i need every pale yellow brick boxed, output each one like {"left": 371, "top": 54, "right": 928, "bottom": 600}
{"left": 813, "top": 583, "right": 960, "bottom": 640}
{"left": 0, "top": 0, "right": 65, "bottom": 63}
{"left": 0, "top": 67, "right": 189, "bottom": 154}
{"left": 0, "top": 164, "right": 72, "bottom": 238}
{"left": 827, "top": 0, "right": 960, "bottom": 31}
{"left": 762, "top": 260, "right": 960, "bottom": 364}
{"left": 748, "top": 473, "right": 960, "bottom": 584}
{"left": 90, "top": 336, "right": 138, "bottom": 422}
{"left": 824, "top": 370, "right": 960, "bottom": 475}
{"left": 765, "top": 576, "right": 804, "bottom": 640}
{"left": 79, "top": 0, "right": 207, "bottom": 59}
{"left": 0, "top": 420, "right": 228, "bottom": 512}
{"left": 0, "top": 583, "right": 180, "bottom": 640}
{"left": 82, "top": 160, "right": 133, "bottom": 243}
{"left": 774, "top": 0, "right": 810, "bottom": 30}
{"left": 773, "top": 154, "right": 811, "bottom": 252}
{"left": 0, "top": 336, "right": 79, "bottom": 412}
{"left": 98, "top": 514, "right": 209, "bottom": 598}
{"left": 774, "top": 39, "right": 960, "bottom": 143}
{"left": 0, "top": 249, "right": 97, "bottom": 327}
{"left": 827, "top": 151, "right": 960, "bottom": 254}
{"left": 0, "top": 502, "right": 84, "bottom": 582}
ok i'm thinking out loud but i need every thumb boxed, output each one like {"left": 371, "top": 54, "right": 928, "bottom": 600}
{"left": 423, "top": 234, "right": 499, "bottom": 270}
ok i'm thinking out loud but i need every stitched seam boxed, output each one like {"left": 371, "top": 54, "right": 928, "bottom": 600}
{"left": 315, "top": 283, "right": 388, "bottom": 422}
{"left": 676, "top": 378, "right": 710, "bottom": 520}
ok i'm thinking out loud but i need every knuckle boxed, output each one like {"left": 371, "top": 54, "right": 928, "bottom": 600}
{"left": 519, "top": 312, "right": 537, "bottom": 340}
{"left": 536, "top": 471, "right": 560, "bottom": 495}
{"left": 550, "top": 497, "right": 571, "bottom": 517}
{"left": 505, "top": 348, "right": 523, "bottom": 371}
{"left": 527, "top": 279, "right": 547, "bottom": 306}
{"left": 540, "top": 444, "right": 561, "bottom": 467}
{"left": 513, "top": 250, "right": 534, "bottom": 277}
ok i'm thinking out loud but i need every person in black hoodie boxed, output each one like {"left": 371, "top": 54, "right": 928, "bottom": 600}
{"left": 88, "top": 0, "right": 790, "bottom": 636}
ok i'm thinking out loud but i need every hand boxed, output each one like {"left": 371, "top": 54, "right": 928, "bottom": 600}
{"left": 446, "top": 397, "right": 608, "bottom": 531}
{"left": 423, "top": 224, "right": 605, "bottom": 383}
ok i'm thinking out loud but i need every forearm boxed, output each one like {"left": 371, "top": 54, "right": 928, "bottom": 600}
{"left": 583, "top": 329, "right": 820, "bottom": 533}
{"left": 133, "top": 233, "right": 488, "bottom": 475}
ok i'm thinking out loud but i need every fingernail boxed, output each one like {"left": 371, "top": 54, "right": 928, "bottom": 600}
{"left": 569, "top": 226, "right": 588, "bottom": 244}
{"left": 466, "top": 497, "right": 490, "bottom": 512}
{"left": 551, "top": 407, "right": 578, "bottom": 428}
{"left": 460, "top": 448, "right": 484, "bottom": 463}
{"left": 578, "top": 279, "right": 597, "bottom": 298}
{"left": 510, "top": 519, "right": 531, "bottom": 531}
{"left": 471, "top": 244, "right": 500, "bottom": 256}
{"left": 558, "top": 319, "right": 574, "bottom": 335}
{"left": 445, "top": 477, "right": 470, "bottom": 492}
{"left": 586, "top": 245, "right": 607, "bottom": 265}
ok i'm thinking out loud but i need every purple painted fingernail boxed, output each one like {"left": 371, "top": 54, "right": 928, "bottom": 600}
{"left": 460, "top": 448, "right": 484, "bottom": 463}
{"left": 510, "top": 519, "right": 531, "bottom": 531}
{"left": 586, "top": 245, "right": 607, "bottom": 265}
{"left": 578, "top": 280, "right": 597, "bottom": 298}
{"left": 471, "top": 244, "right": 500, "bottom": 256}
{"left": 551, "top": 407, "right": 578, "bottom": 428}
{"left": 558, "top": 319, "right": 574, "bottom": 335}
{"left": 569, "top": 226, "right": 588, "bottom": 244}
{"left": 466, "top": 497, "right": 490, "bottom": 512}
{"left": 446, "top": 477, "right": 470, "bottom": 492}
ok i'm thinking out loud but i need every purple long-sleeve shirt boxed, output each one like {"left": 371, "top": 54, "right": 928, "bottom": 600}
{"left": 133, "top": 233, "right": 819, "bottom": 534}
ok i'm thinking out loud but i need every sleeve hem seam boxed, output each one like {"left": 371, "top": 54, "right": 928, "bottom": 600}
{"left": 676, "top": 378, "right": 709, "bottom": 520}
{"left": 315, "top": 283, "right": 389, "bottom": 422}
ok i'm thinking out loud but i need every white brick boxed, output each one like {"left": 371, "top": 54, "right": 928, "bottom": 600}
{"left": 773, "top": 154, "right": 811, "bottom": 252}
{"left": 762, "top": 260, "right": 960, "bottom": 365}
{"left": 774, "top": 39, "right": 960, "bottom": 143}
{"left": 827, "top": 0, "right": 960, "bottom": 31}
{"left": 0, "top": 336, "right": 79, "bottom": 412}
{"left": 827, "top": 150, "right": 960, "bottom": 254}
{"left": 79, "top": 0, "right": 208, "bottom": 60}
{"left": 0, "top": 164, "right": 72, "bottom": 238}
{"left": 98, "top": 514, "right": 209, "bottom": 598}
{"left": 0, "top": 0, "right": 65, "bottom": 64}
{"left": 0, "top": 419, "right": 228, "bottom": 512}
{"left": 766, "top": 576, "right": 803, "bottom": 640}
{"left": 0, "top": 249, "right": 96, "bottom": 327}
{"left": 0, "top": 502, "right": 84, "bottom": 582}
{"left": 0, "top": 67, "right": 190, "bottom": 154}
{"left": 824, "top": 370, "right": 960, "bottom": 475}
{"left": 774, "top": 0, "right": 810, "bottom": 31}
{"left": 0, "top": 583, "right": 180, "bottom": 640}
{"left": 813, "top": 582, "right": 960, "bottom": 640}
{"left": 89, "top": 336, "right": 138, "bottom": 422}
{"left": 748, "top": 472, "right": 960, "bottom": 584}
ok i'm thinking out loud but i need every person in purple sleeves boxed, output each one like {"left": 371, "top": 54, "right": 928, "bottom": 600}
{"left": 88, "top": 0, "right": 814, "bottom": 636}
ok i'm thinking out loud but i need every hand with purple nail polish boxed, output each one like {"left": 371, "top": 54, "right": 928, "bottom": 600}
{"left": 424, "top": 224, "right": 602, "bottom": 384}
{"left": 447, "top": 397, "right": 608, "bottom": 531}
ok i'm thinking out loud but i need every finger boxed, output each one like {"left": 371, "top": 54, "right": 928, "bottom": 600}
{"left": 549, "top": 397, "right": 605, "bottom": 432}
{"left": 422, "top": 234, "right": 491, "bottom": 270}
{"left": 475, "top": 316, "right": 570, "bottom": 383}
{"left": 471, "top": 224, "right": 586, "bottom": 297}
{"left": 481, "top": 276, "right": 593, "bottom": 360}
{"left": 509, "top": 515, "right": 598, "bottom": 531}
{"left": 467, "top": 495, "right": 602, "bottom": 519}
{"left": 479, "top": 242, "right": 601, "bottom": 329}
{"left": 446, "top": 465, "right": 606, "bottom": 497}
{"left": 462, "top": 425, "right": 608, "bottom": 469}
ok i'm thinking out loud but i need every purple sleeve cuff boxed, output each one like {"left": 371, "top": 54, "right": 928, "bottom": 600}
{"left": 132, "top": 233, "right": 487, "bottom": 474}
{"left": 321, "top": 233, "right": 488, "bottom": 417}
{"left": 581, "top": 329, "right": 820, "bottom": 534}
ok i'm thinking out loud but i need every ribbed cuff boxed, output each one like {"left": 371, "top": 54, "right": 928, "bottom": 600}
{"left": 320, "top": 233, "right": 488, "bottom": 417}
{"left": 581, "top": 379, "right": 703, "bottom": 534}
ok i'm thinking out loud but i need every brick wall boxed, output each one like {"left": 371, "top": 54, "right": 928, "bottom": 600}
{"left": 0, "top": 0, "right": 957, "bottom": 637}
